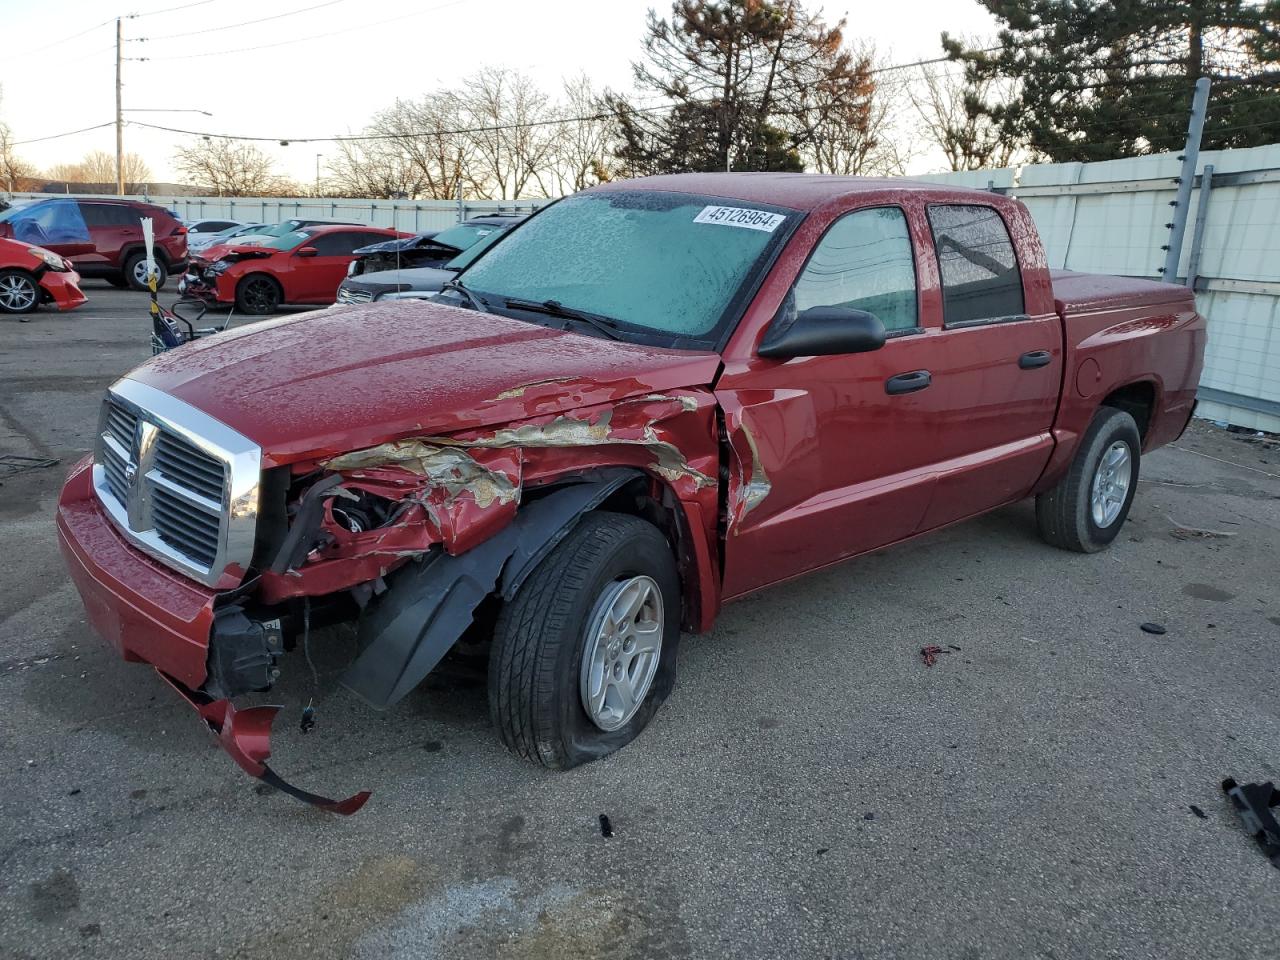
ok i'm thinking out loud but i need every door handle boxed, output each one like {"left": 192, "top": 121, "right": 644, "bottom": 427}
{"left": 1019, "top": 350, "right": 1053, "bottom": 369}
{"left": 885, "top": 370, "right": 932, "bottom": 395}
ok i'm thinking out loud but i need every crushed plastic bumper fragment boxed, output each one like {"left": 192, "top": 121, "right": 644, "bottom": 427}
{"left": 160, "top": 671, "right": 371, "bottom": 815}
{"left": 1223, "top": 777, "right": 1280, "bottom": 868}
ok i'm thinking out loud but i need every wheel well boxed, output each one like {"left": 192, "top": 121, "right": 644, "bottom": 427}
{"left": 123, "top": 245, "right": 169, "bottom": 268}
{"left": 1102, "top": 381, "right": 1156, "bottom": 439}
{"left": 596, "top": 476, "right": 703, "bottom": 632}
{"left": 237, "top": 272, "right": 283, "bottom": 296}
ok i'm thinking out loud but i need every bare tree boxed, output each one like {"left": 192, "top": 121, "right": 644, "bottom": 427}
{"left": 911, "top": 60, "right": 1017, "bottom": 171}
{"left": 172, "top": 139, "right": 288, "bottom": 196}
{"left": 542, "top": 73, "right": 612, "bottom": 195}
{"left": 326, "top": 136, "right": 431, "bottom": 199}
{"left": 45, "top": 150, "right": 151, "bottom": 192}
{"left": 365, "top": 93, "right": 473, "bottom": 199}
{"left": 462, "top": 67, "right": 558, "bottom": 199}
{"left": 0, "top": 88, "right": 40, "bottom": 192}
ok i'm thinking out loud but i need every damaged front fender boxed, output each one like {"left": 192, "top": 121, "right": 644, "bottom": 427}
{"left": 343, "top": 469, "right": 640, "bottom": 708}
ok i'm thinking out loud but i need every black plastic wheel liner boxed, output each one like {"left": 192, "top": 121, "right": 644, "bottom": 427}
{"left": 342, "top": 468, "right": 640, "bottom": 709}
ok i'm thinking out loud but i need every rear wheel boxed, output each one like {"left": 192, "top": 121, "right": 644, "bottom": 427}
{"left": 488, "top": 512, "right": 681, "bottom": 770}
{"left": 0, "top": 269, "right": 39, "bottom": 315}
{"left": 1036, "top": 406, "right": 1141, "bottom": 553}
{"left": 124, "top": 251, "right": 168, "bottom": 291}
{"left": 235, "top": 274, "right": 282, "bottom": 314}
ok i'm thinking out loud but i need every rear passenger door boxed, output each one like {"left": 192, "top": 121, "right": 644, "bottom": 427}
{"left": 79, "top": 202, "right": 141, "bottom": 268}
{"left": 912, "top": 203, "right": 1062, "bottom": 530}
{"left": 296, "top": 231, "right": 380, "bottom": 302}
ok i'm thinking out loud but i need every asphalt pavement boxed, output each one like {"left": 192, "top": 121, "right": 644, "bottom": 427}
{"left": 2, "top": 284, "right": 1278, "bottom": 959}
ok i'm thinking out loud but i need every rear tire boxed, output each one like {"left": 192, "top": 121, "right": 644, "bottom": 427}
{"left": 0, "top": 269, "right": 40, "bottom": 314}
{"left": 1036, "top": 406, "right": 1141, "bottom": 553}
{"left": 488, "top": 512, "right": 681, "bottom": 770}
{"left": 124, "top": 252, "right": 168, "bottom": 291}
{"left": 235, "top": 273, "right": 282, "bottom": 314}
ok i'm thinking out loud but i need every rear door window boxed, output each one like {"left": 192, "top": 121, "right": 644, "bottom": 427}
{"left": 312, "top": 231, "right": 380, "bottom": 255}
{"left": 926, "top": 204, "right": 1025, "bottom": 327}
{"left": 790, "top": 206, "right": 918, "bottom": 332}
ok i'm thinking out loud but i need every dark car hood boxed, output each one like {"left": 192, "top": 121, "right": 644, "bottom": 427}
{"left": 346, "top": 265, "right": 455, "bottom": 292}
{"left": 353, "top": 232, "right": 442, "bottom": 255}
{"left": 129, "top": 299, "right": 722, "bottom": 464}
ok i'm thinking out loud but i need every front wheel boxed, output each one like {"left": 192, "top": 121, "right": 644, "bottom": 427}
{"left": 235, "top": 274, "right": 282, "bottom": 314}
{"left": 1036, "top": 406, "right": 1141, "bottom": 553}
{"left": 0, "top": 269, "right": 40, "bottom": 314}
{"left": 488, "top": 512, "right": 681, "bottom": 770}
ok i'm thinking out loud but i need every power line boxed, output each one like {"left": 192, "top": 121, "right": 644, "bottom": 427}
{"left": 133, "top": 0, "right": 219, "bottom": 16}
{"left": 12, "top": 122, "right": 117, "bottom": 145}
{"left": 132, "top": 0, "right": 346, "bottom": 42}
{"left": 135, "top": 0, "right": 466, "bottom": 60}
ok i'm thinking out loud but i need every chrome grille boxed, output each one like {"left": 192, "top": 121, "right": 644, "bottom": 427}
{"left": 92, "top": 379, "right": 261, "bottom": 587}
{"left": 154, "top": 431, "right": 225, "bottom": 502}
{"left": 337, "top": 287, "right": 373, "bottom": 304}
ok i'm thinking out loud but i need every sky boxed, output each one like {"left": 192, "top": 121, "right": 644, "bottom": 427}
{"left": 0, "top": 0, "right": 1000, "bottom": 188}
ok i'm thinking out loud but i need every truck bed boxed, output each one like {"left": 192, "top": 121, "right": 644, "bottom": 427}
{"left": 1051, "top": 270, "right": 1195, "bottom": 315}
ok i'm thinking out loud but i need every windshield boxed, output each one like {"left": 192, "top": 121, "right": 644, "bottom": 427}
{"left": 429, "top": 222, "right": 501, "bottom": 252}
{"left": 459, "top": 191, "right": 796, "bottom": 344}
{"left": 259, "top": 230, "right": 311, "bottom": 250}
{"left": 446, "top": 225, "right": 510, "bottom": 270}
{"left": 258, "top": 221, "right": 305, "bottom": 238}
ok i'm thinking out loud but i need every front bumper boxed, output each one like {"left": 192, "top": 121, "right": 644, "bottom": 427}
{"left": 57, "top": 455, "right": 371, "bottom": 814}
{"left": 57, "top": 457, "right": 216, "bottom": 687}
{"left": 39, "top": 269, "right": 87, "bottom": 311}
{"left": 178, "top": 271, "right": 233, "bottom": 304}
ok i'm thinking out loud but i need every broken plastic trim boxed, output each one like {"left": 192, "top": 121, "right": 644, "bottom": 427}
{"left": 342, "top": 468, "right": 641, "bottom": 709}
{"left": 160, "top": 671, "right": 371, "bottom": 815}
{"left": 1223, "top": 777, "right": 1280, "bottom": 869}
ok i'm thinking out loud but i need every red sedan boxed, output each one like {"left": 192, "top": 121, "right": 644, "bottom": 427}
{"left": 0, "top": 236, "right": 87, "bottom": 318}
{"left": 179, "top": 224, "right": 408, "bottom": 314}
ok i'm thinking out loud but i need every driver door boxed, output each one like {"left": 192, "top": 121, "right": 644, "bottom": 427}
{"left": 716, "top": 204, "right": 946, "bottom": 599}
{"left": 295, "top": 230, "right": 381, "bottom": 302}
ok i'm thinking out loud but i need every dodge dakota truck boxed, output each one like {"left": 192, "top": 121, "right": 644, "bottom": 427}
{"left": 57, "top": 173, "right": 1205, "bottom": 812}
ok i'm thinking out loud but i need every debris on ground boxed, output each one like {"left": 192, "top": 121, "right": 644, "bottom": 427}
{"left": 1190, "top": 804, "right": 1207, "bottom": 819}
{"left": 0, "top": 455, "right": 59, "bottom": 479}
{"left": 1167, "top": 515, "right": 1239, "bottom": 540}
{"left": 599, "top": 814, "right": 614, "bottom": 838}
{"left": 1140, "top": 622, "right": 1168, "bottom": 635}
{"left": 920, "top": 645, "right": 944, "bottom": 667}
{"left": 299, "top": 700, "right": 316, "bottom": 735}
{"left": 1222, "top": 778, "right": 1280, "bottom": 869}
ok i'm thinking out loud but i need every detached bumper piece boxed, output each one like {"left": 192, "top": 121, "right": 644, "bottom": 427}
{"left": 162, "top": 672, "right": 371, "bottom": 815}
{"left": 1222, "top": 777, "right": 1280, "bottom": 869}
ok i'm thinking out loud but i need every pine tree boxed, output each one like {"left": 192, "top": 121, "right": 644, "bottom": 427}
{"left": 945, "top": 0, "right": 1280, "bottom": 162}
{"left": 605, "top": 0, "right": 872, "bottom": 174}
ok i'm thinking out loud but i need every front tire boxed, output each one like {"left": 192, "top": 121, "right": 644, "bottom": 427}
{"left": 1036, "top": 406, "right": 1141, "bottom": 553}
{"left": 235, "top": 273, "right": 282, "bottom": 314}
{"left": 0, "top": 269, "right": 40, "bottom": 314}
{"left": 488, "top": 512, "right": 681, "bottom": 770}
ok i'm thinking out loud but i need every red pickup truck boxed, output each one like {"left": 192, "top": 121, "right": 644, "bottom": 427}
{"left": 56, "top": 174, "right": 1205, "bottom": 811}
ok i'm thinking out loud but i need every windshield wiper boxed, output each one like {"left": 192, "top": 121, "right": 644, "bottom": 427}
{"left": 502, "top": 297, "right": 623, "bottom": 340}
{"left": 440, "top": 278, "right": 489, "bottom": 313}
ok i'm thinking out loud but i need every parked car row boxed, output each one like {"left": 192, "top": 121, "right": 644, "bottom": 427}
{"left": 0, "top": 196, "right": 526, "bottom": 317}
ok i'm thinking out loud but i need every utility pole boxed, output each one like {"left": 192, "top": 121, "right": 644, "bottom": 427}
{"left": 315, "top": 153, "right": 321, "bottom": 197}
{"left": 1161, "top": 76, "right": 1211, "bottom": 283}
{"left": 115, "top": 18, "right": 124, "bottom": 195}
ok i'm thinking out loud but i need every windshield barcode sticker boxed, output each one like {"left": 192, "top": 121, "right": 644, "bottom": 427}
{"left": 694, "top": 205, "right": 786, "bottom": 233}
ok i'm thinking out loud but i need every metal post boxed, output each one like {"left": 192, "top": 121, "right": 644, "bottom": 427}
{"left": 1186, "top": 163, "right": 1214, "bottom": 290}
{"left": 456, "top": 181, "right": 464, "bottom": 223}
{"left": 115, "top": 19, "right": 124, "bottom": 195}
{"left": 1162, "top": 76, "right": 1211, "bottom": 283}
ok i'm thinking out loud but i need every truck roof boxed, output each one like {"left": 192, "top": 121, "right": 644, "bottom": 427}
{"left": 591, "top": 172, "right": 996, "bottom": 211}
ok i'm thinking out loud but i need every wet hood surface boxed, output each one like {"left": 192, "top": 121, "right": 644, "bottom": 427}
{"left": 131, "top": 300, "right": 722, "bottom": 464}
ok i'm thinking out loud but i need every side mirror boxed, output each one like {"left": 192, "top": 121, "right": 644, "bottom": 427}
{"left": 758, "top": 305, "right": 887, "bottom": 359}
{"left": 296, "top": 246, "right": 318, "bottom": 258}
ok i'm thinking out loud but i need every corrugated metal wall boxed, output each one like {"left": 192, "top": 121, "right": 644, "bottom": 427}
{"left": 921, "top": 145, "right": 1280, "bottom": 433}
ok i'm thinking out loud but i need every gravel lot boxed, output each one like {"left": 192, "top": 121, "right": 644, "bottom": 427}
{"left": 2, "top": 285, "right": 1278, "bottom": 960}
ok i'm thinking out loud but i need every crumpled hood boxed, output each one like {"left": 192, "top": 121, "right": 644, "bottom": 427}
{"left": 130, "top": 299, "right": 722, "bottom": 464}
{"left": 193, "top": 242, "right": 276, "bottom": 265}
